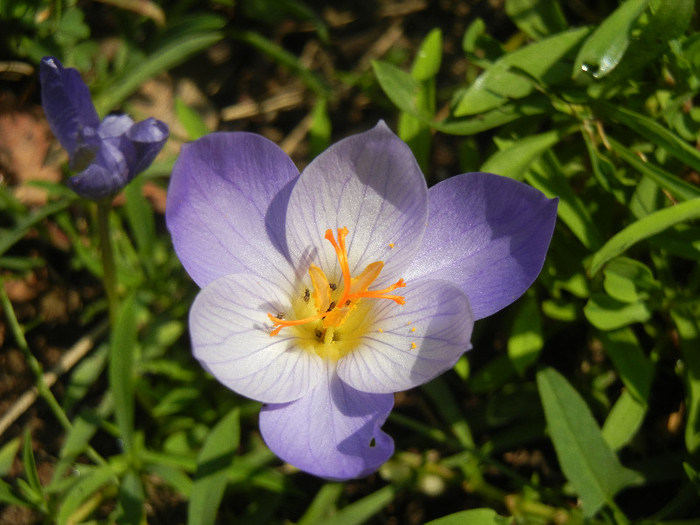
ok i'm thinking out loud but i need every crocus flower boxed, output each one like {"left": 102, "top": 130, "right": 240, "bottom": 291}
{"left": 166, "top": 122, "right": 557, "bottom": 480}
{"left": 39, "top": 56, "right": 169, "bottom": 200}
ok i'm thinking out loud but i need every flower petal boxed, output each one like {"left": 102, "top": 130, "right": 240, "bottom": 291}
{"left": 166, "top": 132, "right": 299, "bottom": 288}
{"left": 40, "top": 57, "right": 100, "bottom": 155}
{"left": 405, "top": 173, "right": 558, "bottom": 320}
{"left": 67, "top": 139, "right": 129, "bottom": 199}
{"left": 190, "top": 273, "right": 323, "bottom": 403}
{"left": 337, "top": 279, "right": 472, "bottom": 393}
{"left": 285, "top": 121, "right": 428, "bottom": 288}
{"left": 260, "top": 364, "right": 394, "bottom": 479}
{"left": 125, "top": 117, "right": 169, "bottom": 175}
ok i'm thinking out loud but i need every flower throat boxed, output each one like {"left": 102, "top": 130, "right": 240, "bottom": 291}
{"left": 268, "top": 227, "right": 406, "bottom": 339}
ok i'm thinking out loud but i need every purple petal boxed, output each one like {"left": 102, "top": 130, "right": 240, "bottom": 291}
{"left": 40, "top": 57, "right": 100, "bottom": 155}
{"left": 98, "top": 114, "right": 135, "bottom": 138}
{"left": 405, "top": 173, "right": 557, "bottom": 320}
{"left": 285, "top": 121, "right": 428, "bottom": 288}
{"left": 190, "top": 273, "right": 323, "bottom": 403}
{"left": 166, "top": 132, "right": 299, "bottom": 288}
{"left": 337, "top": 279, "right": 473, "bottom": 393}
{"left": 125, "top": 117, "right": 169, "bottom": 175}
{"left": 260, "top": 364, "right": 394, "bottom": 479}
{"left": 67, "top": 140, "right": 129, "bottom": 199}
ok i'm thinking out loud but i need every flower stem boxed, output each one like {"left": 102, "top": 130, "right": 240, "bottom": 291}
{"left": 0, "top": 281, "right": 106, "bottom": 466}
{"left": 97, "top": 200, "right": 119, "bottom": 326}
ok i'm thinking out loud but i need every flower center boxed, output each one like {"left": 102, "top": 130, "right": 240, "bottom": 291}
{"left": 267, "top": 227, "right": 405, "bottom": 357}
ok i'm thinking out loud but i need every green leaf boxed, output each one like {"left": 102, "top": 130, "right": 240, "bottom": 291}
{"left": 584, "top": 293, "right": 651, "bottom": 330}
{"left": 297, "top": 483, "right": 344, "bottom": 525}
{"left": 452, "top": 26, "right": 590, "bottom": 116}
{"left": 116, "top": 470, "right": 145, "bottom": 525}
{"left": 309, "top": 98, "right": 332, "bottom": 158}
{"left": 411, "top": 28, "right": 442, "bottom": 81}
{"left": 175, "top": 98, "right": 211, "bottom": 140}
{"left": 321, "top": 485, "right": 395, "bottom": 525}
{"left": 372, "top": 60, "right": 425, "bottom": 118}
{"left": 527, "top": 153, "right": 605, "bottom": 250}
{"left": 590, "top": 199, "right": 700, "bottom": 275}
{"left": 537, "top": 368, "right": 639, "bottom": 517}
{"left": 0, "top": 437, "right": 20, "bottom": 477}
{"left": 188, "top": 408, "right": 241, "bottom": 525}
{"left": 598, "top": 328, "right": 654, "bottom": 404}
{"left": 505, "top": 0, "right": 568, "bottom": 40}
{"left": 603, "top": 257, "right": 660, "bottom": 303}
{"left": 481, "top": 129, "right": 563, "bottom": 180}
{"left": 425, "top": 508, "right": 510, "bottom": 525}
{"left": 607, "top": 137, "right": 700, "bottom": 202}
{"left": 602, "top": 390, "right": 647, "bottom": 451}
{"left": 125, "top": 176, "right": 156, "bottom": 279}
{"left": 573, "top": 0, "right": 648, "bottom": 80}
{"left": 110, "top": 293, "right": 138, "bottom": 454}
{"left": 603, "top": 105, "right": 700, "bottom": 179}
{"left": 57, "top": 465, "right": 118, "bottom": 525}
{"left": 0, "top": 478, "right": 28, "bottom": 507}
{"left": 669, "top": 307, "right": 700, "bottom": 454}
{"left": 507, "top": 294, "right": 543, "bottom": 375}
{"left": 437, "top": 96, "right": 550, "bottom": 135}
{"left": 94, "top": 15, "right": 225, "bottom": 113}
{"left": 21, "top": 431, "right": 42, "bottom": 496}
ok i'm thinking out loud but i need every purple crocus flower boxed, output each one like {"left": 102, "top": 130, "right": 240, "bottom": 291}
{"left": 166, "top": 122, "right": 557, "bottom": 480}
{"left": 39, "top": 56, "right": 169, "bottom": 200}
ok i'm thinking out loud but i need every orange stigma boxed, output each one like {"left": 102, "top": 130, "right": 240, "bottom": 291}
{"left": 268, "top": 227, "right": 406, "bottom": 336}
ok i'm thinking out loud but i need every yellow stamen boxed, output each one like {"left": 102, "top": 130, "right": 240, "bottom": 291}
{"left": 268, "top": 227, "right": 406, "bottom": 336}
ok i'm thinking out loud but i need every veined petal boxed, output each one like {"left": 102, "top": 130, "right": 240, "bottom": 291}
{"left": 67, "top": 140, "right": 129, "bottom": 199}
{"left": 98, "top": 114, "right": 134, "bottom": 138}
{"left": 405, "top": 173, "right": 557, "bottom": 320}
{"left": 337, "top": 279, "right": 473, "bottom": 393}
{"left": 286, "top": 121, "right": 428, "bottom": 288}
{"left": 40, "top": 57, "right": 100, "bottom": 155}
{"left": 166, "top": 132, "right": 299, "bottom": 288}
{"left": 190, "top": 273, "right": 323, "bottom": 403}
{"left": 125, "top": 117, "right": 169, "bottom": 175}
{"left": 259, "top": 364, "right": 394, "bottom": 480}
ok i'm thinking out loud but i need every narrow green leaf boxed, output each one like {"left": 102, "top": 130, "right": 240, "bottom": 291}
{"left": 598, "top": 328, "right": 653, "bottom": 404}
{"left": 0, "top": 478, "right": 28, "bottom": 507}
{"left": 372, "top": 60, "right": 425, "bottom": 118}
{"left": 527, "top": 153, "right": 605, "bottom": 250}
{"left": 411, "top": 28, "right": 442, "bottom": 81}
{"left": 505, "top": 0, "right": 568, "bottom": 39}
{"left": 537, "top": 368, "right": 639, "bottom": 517}
{"left": 590, "top": 199, "right": 700, "bottom": 275}
{"left": 481, "top": 129, "right": 563, "bottom": 180}
{"left": 297, "top": 483, "right": 344, "bottom": 525}
{"left": 602, "top": 390, "right": 647, "bottom": 451}
{"left": 603, "top": 104, "right": 700, "bottom": 176}
{"left": 22, "top": 431, "right": 42, "bottom": 495}
{"left": 309, "top": 98, "right": 332, "bottom": 158}
{"left": 110, "top": 293, "right": 138, "bottom": 454}
{"left": 95, "top": 20, "right": 224, "bottom": 113}
{"left": 607, "top": 137, "right": 700, "bottom": 201}
{"left": 116, "top": 470, "right": 145, "bottom": 525}
{"left": 321, "top": 485, "right": 395, "bottom": 525}
{"left": 437, "top": 96, "right": 550, "bottom": 135}
{"left": 669, "top": 307, "right": 700, "bottom": 454}
{"left": 57, "top": 465, "right": 118, "bottom": 525}
{"left": 0, "top": 437, "right": 20, "bottom": 477}
{"left": 188, "top": 408, "right": 241, "bottom": 525}
{"left": 425, "top": 508, "right": 510, "bottom": 525}
{"left": 453, "top": 26, "right": 590, "bottom": 116}
{"left": 125, "top": 176, "right": 156, "bottom": 279}
{"left": 573, "top": 0, "right": 648, "bottom": 80}
{"left": 507, "top": 294, "right": 543, "bottom": 376}
{"left": 175, "top": 98, "right": 211, "bottom": 140}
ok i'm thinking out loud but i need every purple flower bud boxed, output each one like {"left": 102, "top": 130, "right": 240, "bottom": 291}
{"left": 40, "top": 57, "right": 169, "bottom": 199}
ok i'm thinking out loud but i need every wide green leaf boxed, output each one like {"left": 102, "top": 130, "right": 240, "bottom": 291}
{"left": 584, "top": 293, "right": 651, "bottom": 330}
{"left": 424, "top": 508, "right": 510, "bottom": 525}
{"left": 590, "top": 199, "right": 700, "bottom": 275}
{"left": 481, "top": 129, "right": 563, "bottom": 180}
{"left": 602, "top": 390, "right": 647, "bottom": 451}
{"left": 187, "top": 407, "right": 241, "bottom": 525}
{"left": 452, "top": 26, "right": 590, "bottom": 116}
{"left": 573, "top": 0, "right": 648, "bottom": 80}
{"left": 537, "top": 368, "right": 639, "bottom": 517}
{"left": 598, "top": 328, "right": 654, "bottom": 404}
